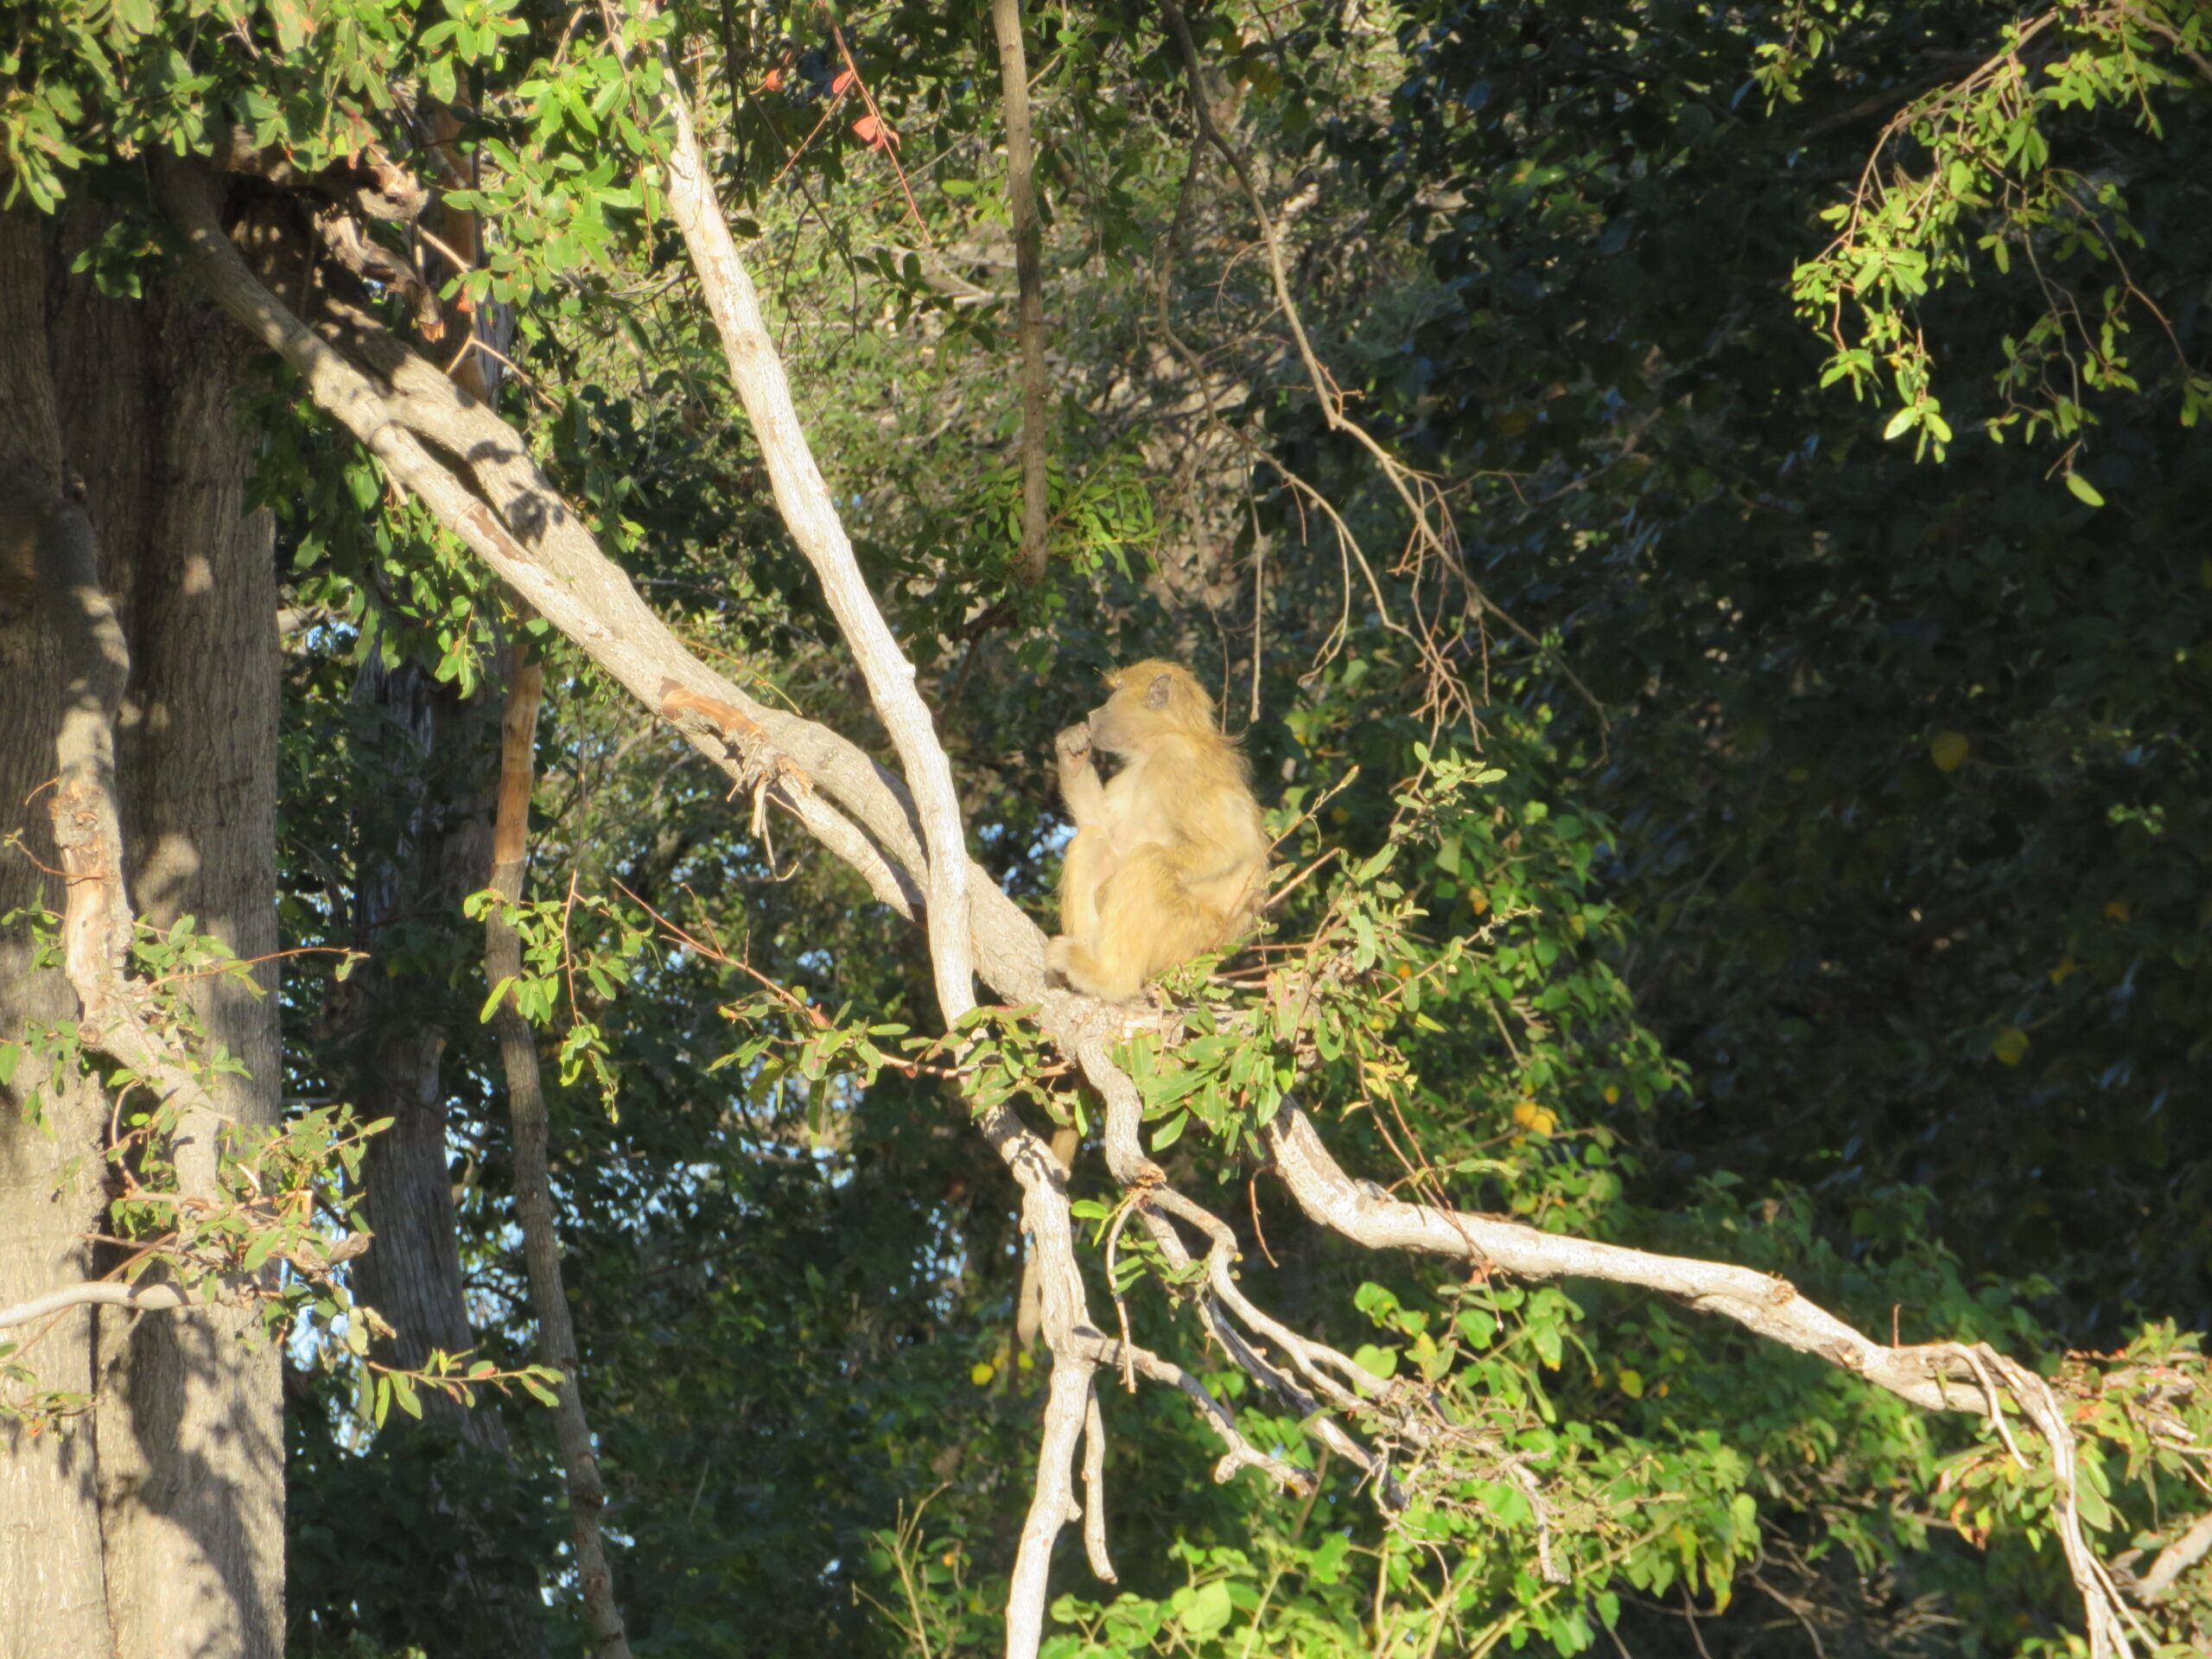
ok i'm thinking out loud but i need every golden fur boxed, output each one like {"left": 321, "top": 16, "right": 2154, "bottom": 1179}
{"left": 1048, "top": 661, "right": 1269, "bottom": 1001}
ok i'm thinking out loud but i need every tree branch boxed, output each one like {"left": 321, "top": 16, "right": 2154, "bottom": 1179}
{"left": 1154, "top": 0, "right": 1607, "bottom": 733}
{"left": 2137, "top": 1510, "right": 2212, "bottom": 1599}
{"left": 158, "top": 154, "right": 926, "bottom": 929}
{"left": 0, "top": 1280, "right": 200, "bottom": 1332}
{"left": 158, "top": 136, "right": 2145, "bottom": 1659}
{"left": 1262, "top": 1104, "right": 2142, "bottom": 1654}
{"left": 661, "top": 91, "right": 976, "bottom": 1027}
{"left": 32, "top": 492, "right": 133, "bottom": 1001}
{"left": 1268, "top": 1104, "right": 1982, "bottom": 1413}
{"left": 969, "top": 1092, "right": 1108, "bottom": 1658}
{"left": 1071, "top": 1332, "right": 1313, "bottom": 1492}
{"left": 657, "top": 683, "right": 922, "bottom": 919}
{"left": 990, "top": 0, "right": 1052, "bottom": 583}
{"left": 31, "top": 480, "right": 236, "bottom": 1204}
{"left": 486, "top": 639, "right": 635, "bottom": 1659}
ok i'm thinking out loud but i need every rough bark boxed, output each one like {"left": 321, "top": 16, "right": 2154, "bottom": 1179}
{"left": 335, "top": 657, "right": 510, "bottom": 1450}
{"left": 0, "top": 202, "right": 116, "bottom": 1659}
{"left": 63, "top": 213, "right": 284, "bottom": 1659}
{"left": 0, "top": 198, "right": 284, "bottom": 1659}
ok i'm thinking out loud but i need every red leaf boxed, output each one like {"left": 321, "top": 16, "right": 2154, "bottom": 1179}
{"left": 760, "top": 67, "right": 783, "bottom": 91}
{"left": 831, "top": 68, "right": 856, "bottom": 97}
{"left": 852, "top": 113, "right": 882, "bottom": 146}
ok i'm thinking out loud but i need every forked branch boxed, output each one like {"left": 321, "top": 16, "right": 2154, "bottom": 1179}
{"left": 162, "top": 139, "right": 2145, "bottom": 1659}
{"left": 661, "top": 92, "right": 976, "bottom": 1027}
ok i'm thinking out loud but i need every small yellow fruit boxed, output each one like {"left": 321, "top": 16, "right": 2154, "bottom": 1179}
{"left": 1929, "top": 731, "right": 1969, "bottom": 772}
{"left": 1512, "top": 1099, "right": 1558, "bottom": 1136}
{"left": 1991, "top": 1027, "right": 2029, "bottom": 1066}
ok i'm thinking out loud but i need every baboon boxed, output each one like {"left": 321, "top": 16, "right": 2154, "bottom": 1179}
{"left": 1048, "top": 661, "right": 1268, "bottom": 1002}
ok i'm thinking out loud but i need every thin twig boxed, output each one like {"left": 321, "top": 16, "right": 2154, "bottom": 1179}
{"left": 988, "top": 0, "right": 1053, "bottom": 582}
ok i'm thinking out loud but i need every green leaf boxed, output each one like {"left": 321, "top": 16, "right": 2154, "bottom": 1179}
{"left": 1351, "top": 1343, "right": 1398, "bottom": 1380}
{"left": 2073, "top": 1474, "right": 2113, "bottom": 1533}
{"left": 480, "top": 976, "right": 518, "bottom": 1021}
{"left": 1177, "top": 1580, "right": 1234, "bottom": 1639}
{"left": 2063, "top": 472, "right": 2105, "bottom": 508}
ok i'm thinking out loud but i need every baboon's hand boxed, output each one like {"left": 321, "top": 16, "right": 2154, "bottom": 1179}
{"left": 1056, "top": 723, "right": 1094, "bottom": 767}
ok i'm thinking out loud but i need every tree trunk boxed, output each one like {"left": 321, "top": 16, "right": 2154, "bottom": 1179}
{"left": 0, "top": 199, "right": 283, "bottom": 1659}
{"left": 0, "top": 200, "right": 116, "bottom": 1659}
{"left": 335, "top": 656, "right": 511, "bottom": 1452}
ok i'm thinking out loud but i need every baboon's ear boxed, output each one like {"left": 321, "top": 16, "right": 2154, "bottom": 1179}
{"left": 1145, "top": 673, "right": 1174, "bottom": 710}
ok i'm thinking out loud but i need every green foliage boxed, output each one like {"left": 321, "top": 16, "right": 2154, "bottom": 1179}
{"left": 467, "top": 886, "right": 658, "bottom": 1112}
{"left": 11, "top": 0, "right": 2212, "bottom": 1653}
{"left": 288, "top": 1409, "right": 563, "bottom": 1657}
{"left": 1782, "top": 0, "right": 2212, "bottom": 460}
{"left": 0, "top": 903, "right": 405, "bottom": 1429}
{"left": 1116, "top": 740, "right": 1676, "bottom": 1196}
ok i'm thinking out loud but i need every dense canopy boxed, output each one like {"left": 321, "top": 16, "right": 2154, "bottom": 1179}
{"left": 1, "top": 3, "right": 2209, "bottom": 1659}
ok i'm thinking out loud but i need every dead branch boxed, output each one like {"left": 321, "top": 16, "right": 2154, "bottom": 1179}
{"left": 1071, "top": 1331, "right": 1313, "bottom": 1492}
{"left": 661, "top": 93, "right": 1122, "bottom": 1652}
{"left": 661, "top": 91, "right": 976, "bottom": 1025}
{"left": 1080, "top": 1382, "right": 1116, "bottom": 1581}
{"left": 1155, "top": 0, "right": 1606, "bottom": 734}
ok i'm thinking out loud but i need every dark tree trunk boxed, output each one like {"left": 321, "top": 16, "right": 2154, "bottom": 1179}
{"left": 336, "top": 654, "right": 512, "bottom": 1452}
{"left": 0, "top": 199, "right": 283, "bottom": 1659}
